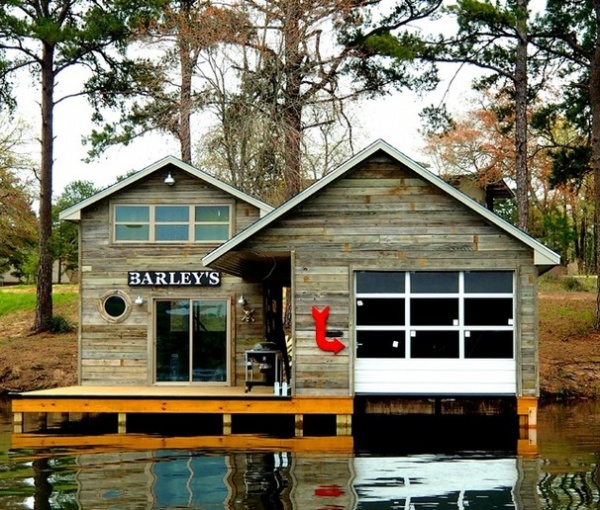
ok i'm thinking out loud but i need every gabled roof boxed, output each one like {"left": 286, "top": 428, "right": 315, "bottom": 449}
{"left": 202, "top": 139, "right": 560, "bottom": 270}
{"left": 59, "top": 155, "right": 274, "bottom": 221}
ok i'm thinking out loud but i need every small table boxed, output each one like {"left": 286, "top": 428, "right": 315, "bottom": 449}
{"left": 244, "top": 349, "right": 283, "bottom": 393}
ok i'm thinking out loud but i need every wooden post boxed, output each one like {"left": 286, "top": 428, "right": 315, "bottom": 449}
{"left": 60, "top": 412, "right": 70, "bottom": 427}
{"left": 36, "top": 412, "right": 47, "bottom": 432}
{"left": 295, "top": 414, "right": 304, "bottom": 437}
{"left": 336, "top": 414, "right": 352, "bottom": 436}
{"left": 517, "top": 396, "right": 538, "bottom": 429}
{"left": 13, "top": 412, "right": 23, "bottom": 434}
{"left": 223, "top": 414, "right": 232, "bottom": 435}
{"left": 117, "top": 413, "right": 127, "bottom": 434}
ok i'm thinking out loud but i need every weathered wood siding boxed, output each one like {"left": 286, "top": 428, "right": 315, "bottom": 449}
{"left": 243, "top": 154, "right": 537, "bottom": 397}
{"left": 78, "top": 165, "right": 264, "bottom": 386}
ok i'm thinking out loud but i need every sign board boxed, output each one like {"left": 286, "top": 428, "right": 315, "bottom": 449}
{"left": 128, "top": 270, "right": 221, "bottom": 287}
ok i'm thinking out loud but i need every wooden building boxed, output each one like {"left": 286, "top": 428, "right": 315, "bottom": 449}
{"left": 12, "top": 139, "right": 559, "bottom": 436}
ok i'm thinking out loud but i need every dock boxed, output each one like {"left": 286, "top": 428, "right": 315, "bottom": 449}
{"left": 11, "top": 385, "right": 354, "bottom": 436}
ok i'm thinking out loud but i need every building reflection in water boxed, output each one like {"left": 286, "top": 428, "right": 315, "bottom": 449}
{"left": 67, "top": 448, "right": 534, "bottom": 509}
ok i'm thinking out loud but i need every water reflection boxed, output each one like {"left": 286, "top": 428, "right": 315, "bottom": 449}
{"left": 1, "top": 399, "right": 600, "bottom": 509}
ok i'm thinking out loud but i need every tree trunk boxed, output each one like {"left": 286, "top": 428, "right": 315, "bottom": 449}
{"left": 514, "top": 0, "right": 529, "bottom": 232}
{"left": 34, "top": 42, "right": 55, "bottom": 332}
{"left": 591, "top": 1, "right": 600, "bottom": 328}
{"left": 282, "top": 0, "right": 303, "bottom": 200}
{"left": 178, "top": 1, "right": 193, "bottom": 164}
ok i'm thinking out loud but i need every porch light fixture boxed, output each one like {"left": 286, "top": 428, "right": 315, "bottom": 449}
{"left": 134, "top": 295, "right": 144, "bottom": 305}
{"left": 237, "top": 295, "right": 247, "bottom": 306}
{"left": 164, "top": 172, "right": 175, "bottom": 186}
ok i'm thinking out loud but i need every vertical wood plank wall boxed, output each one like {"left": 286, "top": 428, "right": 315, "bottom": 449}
{"left": 78, "top": 166, "right": 264, "bottom": 386}
{"left": 243, "top": 154, "right": 537, "bottom": 397}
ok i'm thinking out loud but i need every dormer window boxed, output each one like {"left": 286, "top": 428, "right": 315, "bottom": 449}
{"left": 114, "top": 204, "right": 231, "bottom": 243}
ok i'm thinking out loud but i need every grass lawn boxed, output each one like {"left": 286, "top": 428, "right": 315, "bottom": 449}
{"left": 0, "top": 285, "right": 78, "bottom": 317}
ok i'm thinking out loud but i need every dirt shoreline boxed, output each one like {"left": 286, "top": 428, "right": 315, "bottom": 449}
{"left": 1, "top": 291, "right": 599, "bottom": 400}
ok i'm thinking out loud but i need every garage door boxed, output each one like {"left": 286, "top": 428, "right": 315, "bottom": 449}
{"left": 354, "top": 271, "right": 516, "bottom": 395}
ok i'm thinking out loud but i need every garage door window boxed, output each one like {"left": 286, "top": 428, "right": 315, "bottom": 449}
{"left": 356, "top": 271, "right": 514, "bottom": 360}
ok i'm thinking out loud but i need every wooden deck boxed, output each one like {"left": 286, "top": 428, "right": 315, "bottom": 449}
{"left": 11, "top": 385, "right": 354, "bottom": 436}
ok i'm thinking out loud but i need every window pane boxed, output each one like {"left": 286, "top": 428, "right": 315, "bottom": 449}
{"left": 156, "top": 225, "right": 189, "bottom": 241}
{"left": 465, "top": 298, "right": 513, "bottom": 326}
{"left": 356, "top": 298, "right": 405, "bottom": 326}
{"left": 465, "top": 331, "right": 513, "bottom": 358}
{"left": 356, "top": 272, "right": 405, "bottom": 293}
{"left": 410, "top": 272, "right": 458, "bottom": 293}
{"left": 115, "top": 205, "right": 149, "bottom": 222}
{"left": 116, "top": 224, "right": 149, "bottom": 241}
{"left": 195, "top": 205, "right": 229, "bottom": 222}
{"left": 195, "top": 224, "right": 229, "bottom": 241}
{"left": 357, "top": 331, "right": 405, "bottom": 358}
{"left": 155, "top": 301, "right": 190, "bottom": 382}
{"left": 465, "top": 271, "right": 513, "bottom": 293}
{"left": 192, "top": 300, "right": 227, "bottom": 382}
{"left": 104, "top": 295, "right": 126, "bottom": 318}
{"left": 410, "top": 331, "right": 459, "bottom": 358}
{"left": 411, "top": 298, "right": 458, "bottom": 326}
{"left": 156, "top": 206, "right": 189, "bottom": 222}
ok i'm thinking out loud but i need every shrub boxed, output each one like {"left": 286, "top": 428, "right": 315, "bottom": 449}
{"left": 48, "top": 314, "right": 75, "bottom": 334}
{"left": 562, "top": 277, "right": 586, "bottom": 292}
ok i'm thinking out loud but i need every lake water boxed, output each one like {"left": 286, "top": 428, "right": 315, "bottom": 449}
{"left": 1, "top": 398, "right": 599, "bottom": 509}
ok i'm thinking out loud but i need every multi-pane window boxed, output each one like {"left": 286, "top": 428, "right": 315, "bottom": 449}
{"left": 114, "top": 205, "right": 231, "bottom": 242}
{"left": 355, "top": 271, "right": 514, "bottom": 360}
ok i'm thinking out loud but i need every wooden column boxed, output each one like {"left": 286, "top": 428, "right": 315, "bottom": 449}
{"left": 13, "top": 412, "right": 23, "bottom": 434}
{"left": 295, "top": 414, "right": 304, "bottom": 437}
{"left": 336, "top": 414, "right": 352, "bottom": 436}
{"left": 223, "top": 414, "right": 232, "bottom": 435}
{"left": 117, "top": 413, "right": 127, "bottom": 434}
{"left": 517, "top": 396, "right": 538, "bottom": 429}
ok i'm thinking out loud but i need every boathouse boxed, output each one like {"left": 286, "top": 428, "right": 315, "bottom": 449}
{"left": 13, "top": 139, "right": 559, "bottom": 436}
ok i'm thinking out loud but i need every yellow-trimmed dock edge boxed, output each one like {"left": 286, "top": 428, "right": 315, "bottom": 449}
{"left": 516, "top": 396, "right": 538, "bottom": 429}
{"left": 11, "top": 386, "right": 354, "bottom": 437}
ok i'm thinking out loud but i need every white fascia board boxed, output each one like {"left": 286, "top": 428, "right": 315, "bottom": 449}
{"left": 58, "top": 155, "right": 273, "bottom": 222}
{"left": 203, "top": 139, "right": 561, "bottom": 269}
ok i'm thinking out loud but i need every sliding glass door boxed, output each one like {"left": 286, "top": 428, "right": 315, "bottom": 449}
{"left": 155, "top": 299, "right": 228, "bottom": 383}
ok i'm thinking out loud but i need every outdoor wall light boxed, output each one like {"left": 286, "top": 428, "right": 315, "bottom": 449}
{"left": 237, "top": 295, "right": 247, "bottom": 306}
{"left": 134, "top": 295, "right": 144, "bottom": 305}
{"left": 164, "top": 172, "right": 175, "bottom": 186}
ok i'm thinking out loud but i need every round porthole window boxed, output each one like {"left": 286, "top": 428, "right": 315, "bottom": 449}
{"left": 99, "top": 290, "right": 132, "bottom": 323}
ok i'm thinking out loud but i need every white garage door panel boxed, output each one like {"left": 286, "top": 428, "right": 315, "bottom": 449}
{"left": 355, "top": 359, "right": 516, "bottom": 394}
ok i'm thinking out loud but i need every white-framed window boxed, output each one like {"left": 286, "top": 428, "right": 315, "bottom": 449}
{"left": 355, "top": 271, "right": 514, "bottom": 360}
{"left": 114, "top": 204, "right": 231, "bottom": 243}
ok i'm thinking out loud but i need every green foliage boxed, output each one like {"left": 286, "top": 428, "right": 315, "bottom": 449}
{"left": 0, "top": 118, "right": 38, "bottom": 279}
{"left": 549, "top": 145, "right": 591, "bottom": 188}
{"left": 532, "top": 206, "right": 577, "bottom": 266}
{"left": 20, "top": 251, "right": 38, "bottom": 284}
{"left": 52, "top": 180, "right": 99, "bottom": 273}
{"left": 562, "top": 276, "right": 586, "bottom": 292}
{"left": 48, "top": 314, "right": 75, "bottom": 334}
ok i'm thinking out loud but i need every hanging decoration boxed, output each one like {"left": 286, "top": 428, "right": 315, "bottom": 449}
{"left": 312, "top": 306, "right": 345, "bottom": 354}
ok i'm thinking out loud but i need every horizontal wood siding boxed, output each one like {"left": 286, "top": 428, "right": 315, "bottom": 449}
{"left": 79, "top": 167, "right": 263, "bottom": 386}
{"left": 244, "top": 155, "right": 536, "bottom": 397}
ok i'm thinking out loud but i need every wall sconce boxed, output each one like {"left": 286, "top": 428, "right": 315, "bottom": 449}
{"left": 164, "top": 172, "right": 175, "bottom": 186}
{"left": 237, "top": 295, "right": 247, "bottom": 306}
{"left": 134, "top": 295, "right": 144, "bottom": 305}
